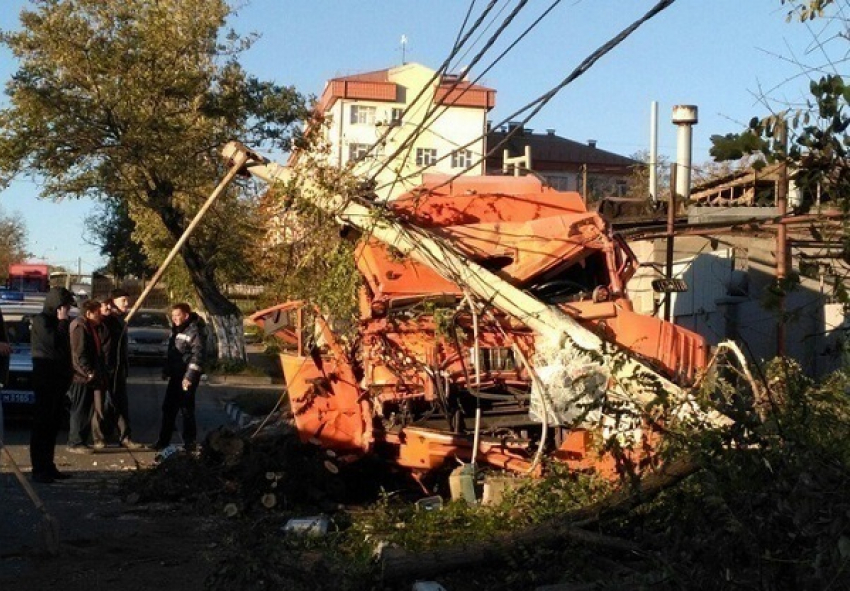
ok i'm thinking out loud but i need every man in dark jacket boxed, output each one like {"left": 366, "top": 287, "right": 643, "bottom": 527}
{"left": 154, "top": 303, "right": 205, "bottom": 450}
{"left": 67, "top": 299, "right": 106, "bottom": 454}
{"left": 97, "top": 289, "right": 144, "bottom": 449}
{"left": 30, "top": 287, "right": 76, "bottom": 482}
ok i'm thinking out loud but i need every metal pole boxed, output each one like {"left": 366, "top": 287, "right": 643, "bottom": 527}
{"left": 124, "top": 150, "right": 249, "bottom": 324}
{"left": 664, "top": 164, "right": 678, "bottom": 323}
{"left": 672, "top": 105, "right": 698, "bottom": 203}
{"left": 776, "top": 120, "right": 788, "bottom": 356}
{"left": 649, "top": 101, "right": 658, "bottom": 203}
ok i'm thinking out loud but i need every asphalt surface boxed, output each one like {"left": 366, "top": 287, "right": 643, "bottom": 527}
{"left": 0, "top": 364, "right": 282, "bottom": 585}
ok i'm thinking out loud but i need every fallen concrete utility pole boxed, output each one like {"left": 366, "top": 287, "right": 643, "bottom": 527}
{"left": 125, "top": 149, "right": 250, "bottom": 324}
{"left": 221, "top": 141, "right": 685, "bottom": 411}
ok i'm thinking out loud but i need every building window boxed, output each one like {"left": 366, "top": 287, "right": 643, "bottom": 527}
{"left": 390, "top": 108, "right": 403, "bottom": 126}
{"left": 451, "top": 149, "right": 473, "bottom": 169}
{"left": 416, "top": 148, "right": 438, "bottom": 167}
{"left": 615, "top": 180, "right": 629, "bottom": 197}
{"left": 350, "top": 105, "right": 376, "bottom": 125}
{"left": 348, "top": 143, "right": 370, "bottom": 162}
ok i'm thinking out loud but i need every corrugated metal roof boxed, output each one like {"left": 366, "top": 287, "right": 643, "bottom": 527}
{"left": 691, "top": 162, "right": 788, "bottom": 192}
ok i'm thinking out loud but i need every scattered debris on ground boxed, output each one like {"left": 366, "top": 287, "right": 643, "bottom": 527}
{"left": 116, "top": 361, "right": 850, "bottom": 591}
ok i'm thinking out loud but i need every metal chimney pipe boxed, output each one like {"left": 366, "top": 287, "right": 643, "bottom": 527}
{"left": 649, "top": 101, "right": 658, "bottom": 203}
{"left": 671, "top": 105, "right": 698, "bottom": 202}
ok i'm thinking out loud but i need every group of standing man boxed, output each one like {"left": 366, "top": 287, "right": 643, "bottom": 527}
{"left": 0, "top": 286, "right": 207, "bottom": 484}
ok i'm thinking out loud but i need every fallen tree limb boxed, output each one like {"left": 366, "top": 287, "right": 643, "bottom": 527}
{"left": 564, "top": 457, "right": 700, "bottom": 527}
{"left": 381, "top": 522, "right": 641, "bottom": 582}
{"left": 381, "top": 458, "right": 700, "bottom": 581}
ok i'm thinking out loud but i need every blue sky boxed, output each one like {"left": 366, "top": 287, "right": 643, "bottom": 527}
{"left": 0, "top": 0, "right": 830, "bottom": 274}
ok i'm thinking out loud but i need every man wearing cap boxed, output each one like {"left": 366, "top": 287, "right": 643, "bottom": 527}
{"left": 100, "top": 289, "right": 144, "bottom": 449}
{"left": 29, "top": 286, "right": 76, "bottom": 482}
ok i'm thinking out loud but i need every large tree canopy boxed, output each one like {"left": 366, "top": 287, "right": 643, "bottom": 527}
{"left": 0, "top": 0, "right": 309, "bottom": 360}
{"left": 86, "top": 198, "right": 154, "bottom": 280}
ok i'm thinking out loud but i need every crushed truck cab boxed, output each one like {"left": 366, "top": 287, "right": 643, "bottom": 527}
{"left": 250, "top": 172, "right": 707, "bottom": 476}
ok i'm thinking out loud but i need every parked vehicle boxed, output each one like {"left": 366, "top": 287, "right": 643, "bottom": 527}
{"left": 127, "top": 309, "right": 170, "bottom": 364}
{"left": 6, "top": 263, "right": 50, "bottom": 294}
{"left": 0, "top": 302, "right": 42, "bottom": 417}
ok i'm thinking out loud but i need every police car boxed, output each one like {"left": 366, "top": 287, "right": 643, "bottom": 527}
{"left": 0, "top": 301, "right": 41, "bottom": 415}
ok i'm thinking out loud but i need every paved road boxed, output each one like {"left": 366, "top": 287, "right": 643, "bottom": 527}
{"left": 0, "top": 364, "right": 279, "bottom": 582}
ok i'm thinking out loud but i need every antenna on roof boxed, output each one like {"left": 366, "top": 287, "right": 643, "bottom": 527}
{"left": 400, "top": 34, "right": 408, "bottom": 65}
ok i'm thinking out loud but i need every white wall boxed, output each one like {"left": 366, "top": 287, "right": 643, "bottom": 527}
{"left": 321, "top": 63, "right": 491, "bottom": 201}
{"left": 628, "top": 234, "right": 840, "bottom": 378}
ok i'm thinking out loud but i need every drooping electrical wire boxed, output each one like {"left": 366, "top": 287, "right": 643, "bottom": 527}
{"left": 369, "top": 0, "right": 533, "bottom": 191}
{"left": 371, "top": 0, "right": 563, "bottom": 201}
{"left": 352, "top": 0, "right": 500, "bottom": 169}
{"left": 374, "top": 0, "right": 678, "bottom": 195}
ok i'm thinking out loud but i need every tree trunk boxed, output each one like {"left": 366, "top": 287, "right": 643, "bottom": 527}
{"left": 181, "top": 246, "right": 246, "bottom": 363}
{"left": 157, "top": 201, "right": 246, "bottom": 363}
{"left": 208, "top": 312, "right": 246, "bottom": 361}
{"left": 380, "top": 523, "right": 641, "bottom": 582}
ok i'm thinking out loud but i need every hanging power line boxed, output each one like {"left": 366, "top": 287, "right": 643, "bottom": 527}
{"left": 374, "top": 0, "right": 678, "bottom": 195}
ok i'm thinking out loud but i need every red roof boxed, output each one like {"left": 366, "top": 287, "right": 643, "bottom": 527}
{"left": 317, "top": 68, "right": 397, "bottom": 112}
{"left": 435, "top": 80, "right": 495, "bottom": 109}
{"left": 330, "top": 69, "right": 390, "bottom": 83}
{"left": 317, "top": 66, "right": 496, "bottom": 112}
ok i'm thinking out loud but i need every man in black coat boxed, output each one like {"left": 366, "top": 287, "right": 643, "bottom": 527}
{"left": 67, "top": 299, "right": 107, "bottom": 454}
{"left": 96, "top": 289, "right": 144, "bottom": 449}
{"left": 154, "top": 303, "right": 205, "bottom": 450}
{"left": 30, "top": 287, "right": 76, "bottom": 483}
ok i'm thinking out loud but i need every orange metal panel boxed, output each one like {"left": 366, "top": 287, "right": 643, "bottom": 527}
{"left": 597, "top": 307, "right": 708, "bottom": 384}
{"left": 280, "top": 354, "right": 369, "bottom": 452}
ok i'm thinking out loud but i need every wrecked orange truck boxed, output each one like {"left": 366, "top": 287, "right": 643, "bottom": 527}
{"left": 242, "top": 156, "right": 708, "bottom": 477}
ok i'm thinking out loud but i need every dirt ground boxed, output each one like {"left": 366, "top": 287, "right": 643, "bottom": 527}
{"left": 0, "top": 468, "right": 231, "bottom": 591}
{"left": 1, "top": 355, "right": 283, "bottom": 590}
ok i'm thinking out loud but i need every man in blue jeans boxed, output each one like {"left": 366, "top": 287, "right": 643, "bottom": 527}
{"left": 154, "top": 303, "right": 205, "bottom": 450}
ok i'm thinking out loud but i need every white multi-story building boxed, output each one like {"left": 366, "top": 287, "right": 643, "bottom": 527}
{"left": 310, "top": 62, "right": 496, "bottom": 201}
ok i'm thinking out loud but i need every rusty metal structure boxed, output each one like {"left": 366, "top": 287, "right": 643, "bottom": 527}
{"left": 224, "top": 142, "right": 708, "bottom": 477}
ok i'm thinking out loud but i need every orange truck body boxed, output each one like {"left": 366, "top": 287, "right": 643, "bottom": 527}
{"left": 252, "top": 176, "right": 707, "bottom": 475}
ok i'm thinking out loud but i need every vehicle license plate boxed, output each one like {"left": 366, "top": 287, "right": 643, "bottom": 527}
{"left": 0, "top": 390, "right": 35, "bottom": 404}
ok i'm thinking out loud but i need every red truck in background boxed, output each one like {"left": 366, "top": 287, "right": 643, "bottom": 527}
{"left": 4, "top": 263, "right": 50, "bottom": 296}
